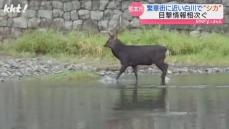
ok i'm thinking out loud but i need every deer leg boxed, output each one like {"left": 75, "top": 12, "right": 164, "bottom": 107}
{"left": 156, "top": 63, "right": 168, "bottom": 85}
{"left": 132, "top": 66, "right": 138, "bottom": 84}
{"left": 163, "top": 63, "right": 168, "bottom": 74}
{"left": 161, "top": 63, "right": 168, "bottom": 85}
{"left": 116, "top": 65, "right": 127, "bottom": 80}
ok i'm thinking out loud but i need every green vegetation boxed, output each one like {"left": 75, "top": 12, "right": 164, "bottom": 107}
{"left": 1, "top": 28, "right": 229, "bottom": 66}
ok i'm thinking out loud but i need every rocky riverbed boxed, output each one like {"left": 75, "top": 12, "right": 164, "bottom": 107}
{"left": 0, "top": 56, "right": 229, "bottom": 82}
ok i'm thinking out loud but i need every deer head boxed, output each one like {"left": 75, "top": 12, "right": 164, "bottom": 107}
{"left": 104, "top": 29, "right": 118, "bottom": 48}
{"left": 104, "top": 15, "right": 122, "bottom": 48}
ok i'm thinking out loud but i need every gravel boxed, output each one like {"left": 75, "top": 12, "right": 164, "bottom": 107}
{"left": 0, "top": 57, "right": 229, "bottom": 82}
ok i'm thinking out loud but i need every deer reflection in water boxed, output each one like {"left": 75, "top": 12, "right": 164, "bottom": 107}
{"left": 105, "top": 83, "right": 170, "bottom": 129}
{"left": 114, "top": 83, "right": 169, "bottom": 112}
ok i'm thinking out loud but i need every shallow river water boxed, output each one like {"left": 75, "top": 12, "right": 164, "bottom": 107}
{"left": 0, "top": 73, "right": 229, "bottom": 129}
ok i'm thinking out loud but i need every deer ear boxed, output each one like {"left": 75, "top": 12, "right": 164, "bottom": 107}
{"left": 113, "top": 33, "right": 118, "bottom": 39}
{"left": 113, "top": 30, "right": 118, "bottom": 37}
{"left": 108, "top": 31, "right": 113, "bottom": 37}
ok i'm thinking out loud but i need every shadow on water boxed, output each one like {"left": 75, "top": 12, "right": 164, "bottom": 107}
{"left": 0, "top": 73, "right": 229, "bottom": 129}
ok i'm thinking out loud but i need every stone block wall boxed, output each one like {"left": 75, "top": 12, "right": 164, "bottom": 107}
{"left": 0, "top": 0, "right": 229, "bottom": 41}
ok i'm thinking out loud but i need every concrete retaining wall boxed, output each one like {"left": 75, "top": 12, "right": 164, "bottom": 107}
{"left": 0, "top": 0, "right": 229, "bottom": 40}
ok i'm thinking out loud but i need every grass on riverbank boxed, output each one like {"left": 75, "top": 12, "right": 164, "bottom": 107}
{"left": 1, "top": 28, "right": 229, "bottom": 66}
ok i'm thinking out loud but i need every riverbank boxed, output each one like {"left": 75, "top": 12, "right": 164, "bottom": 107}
{"left": 0, "top": 56, "right": 229, "bottom": 82}
{"left": 1, "top": 28, "right": 229, "bottom": 82}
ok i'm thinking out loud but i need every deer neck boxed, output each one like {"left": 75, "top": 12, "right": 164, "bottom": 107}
{"left": 111, "top": 39, "right": 126, "bottom": 59}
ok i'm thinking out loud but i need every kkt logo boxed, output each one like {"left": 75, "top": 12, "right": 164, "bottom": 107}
{"left": 3, "top": 4, "right": 28, "bottom": 13}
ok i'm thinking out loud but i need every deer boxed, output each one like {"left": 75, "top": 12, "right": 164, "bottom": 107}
{"left": 104, "top": 29, "right": 168, "bottom": 85}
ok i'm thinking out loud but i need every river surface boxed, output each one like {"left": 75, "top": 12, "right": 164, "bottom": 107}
{"left": 0, "top": 73, "right": 229, "bottom": 129}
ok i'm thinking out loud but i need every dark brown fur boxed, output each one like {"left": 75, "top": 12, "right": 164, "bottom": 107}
{"left": 104, "top": 34, "right": 168, "bottom": 85}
